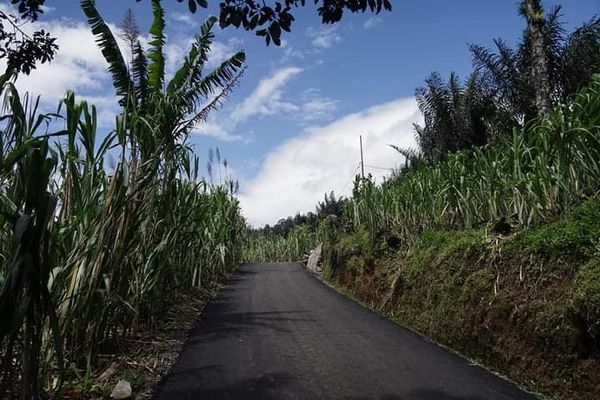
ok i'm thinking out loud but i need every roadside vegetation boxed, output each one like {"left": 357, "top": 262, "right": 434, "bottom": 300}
{"left": 0, "top": 1, "right": 246, "bottom": 398}
{"left": 242, "top": 191, "right": 344, "bottom": 262}
{"left": 242, "top": 2, "right": 600, "bottom": 399}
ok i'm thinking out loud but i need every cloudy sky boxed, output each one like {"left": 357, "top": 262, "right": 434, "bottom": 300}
{"left": 1, "top": 0, "right": 597, "bottom": 226}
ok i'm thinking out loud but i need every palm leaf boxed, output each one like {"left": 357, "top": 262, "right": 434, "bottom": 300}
{"left": 132, "top": 40, "right": 149, "bottom": 106}
{"left": 561, "top": 16, "right": 600, "bottom": 96}
{"left": 80, "top": 0, "right": 131, "bottom": 106}
{"left": 178, "top": 69, "right": 244, "bottom": 136}
{"left": 147, "top": 0, "right": 166, "bottom": 92}
{"left": 167, "top": 16, "right": 218, "bottom": 95}
{"left": 182, "top": 51, "right": 246, "bottom": 112}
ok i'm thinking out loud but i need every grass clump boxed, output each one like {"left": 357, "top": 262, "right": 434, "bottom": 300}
{"left": 517, "top": 197, "right": 600, "bottom": 261}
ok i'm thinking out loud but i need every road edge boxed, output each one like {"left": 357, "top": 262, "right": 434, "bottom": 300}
{"left": 299, "top": 262, "right": 547, "bottom": 400}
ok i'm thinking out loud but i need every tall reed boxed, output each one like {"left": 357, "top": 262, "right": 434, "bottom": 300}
{"left": 0, "top": 1, "right": 247, "bottom": 397}
{"left": 349, "top": 74, "right": 600, "bottom": 243}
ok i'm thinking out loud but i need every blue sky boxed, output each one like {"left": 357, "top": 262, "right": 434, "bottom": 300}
{"left": 1, "top": 0, "right": 598, "bottom": 225}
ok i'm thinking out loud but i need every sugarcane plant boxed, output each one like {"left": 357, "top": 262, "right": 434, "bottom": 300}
{"left": 0, "top": 0, "right": 247, "bottom": 397}
{"left": 347, "top": 74, "right": 600, "bottom": 244}
{"left": 243, "top": 74, "right": 600, "bottom": 262}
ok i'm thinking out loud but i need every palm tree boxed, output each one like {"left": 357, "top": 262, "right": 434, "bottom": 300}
{"left": 470, "top": 3, "right": 600, "bottom": 123}
{"left": 410, "top": 72, "right": 496, "bottom": 163}
{"left": 81, "top": 0, "right": 246, "bottom": 183}
{"left": 521, "top": 0, "right": 551, "bottom": 116}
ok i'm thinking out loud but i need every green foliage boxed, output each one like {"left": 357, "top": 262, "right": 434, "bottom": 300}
{"left": 349, "top": 74, "right": 600, "bottom": 245}
{"left": 413, "top": 72, "right": 496, "bottom": 163}
{"left": 242, "top": 191, "right": 348, "bottom": 262}
{"left": 0, "top": 2, "right": 247, "bottom": 397}
{"left": 322, "top": 195, "right": 600, "bottom": 400}
{"left": 217, "top": 0, "right": 392, "bottom": 46}
{"left": 80, "top": 0, "right": 132, "bottom": 106}
{"left": 408, "top": 5, "right": 600, "bottom": 163}
{"left": 572, "top": 258, "right": 600, "bottom": 343}
{"left": 243, "top": 224, "right": 319, "bottom": 262}
{"left": 147, "top": 0, "right": 166, "bottom": 91}
{"left": 518, "top": 197, "right": 600, "bottom": 260}
{"left": 470, "top": 6, "right": 600, "bottom": 119}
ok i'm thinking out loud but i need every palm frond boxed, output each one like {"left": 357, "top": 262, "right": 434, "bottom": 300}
{"left": 167, "top": 16, "right": 218, "bottom": 95}
{"left": 182, "top": 51, "right": 246, "bottom": 111}
{"left": 560, "top": 16, "right": 600, "bottom": 96}
{"left": 80, "top": 0, "right": 131, "bottom": 106}
{"left": 178, "top": 69, "right": 244, "bottom": 137}
{"left": 132, "top": 40, "right": 149, "bottom": 107}
{"left": 147, "top": 0, "right": 166, "bottom": 92}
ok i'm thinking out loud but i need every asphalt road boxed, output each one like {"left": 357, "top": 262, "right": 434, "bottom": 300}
{"left": 154, "top": 262, "right": 536, "bottom": 400}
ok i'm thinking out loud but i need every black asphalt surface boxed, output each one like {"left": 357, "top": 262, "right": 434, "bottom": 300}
{"left": 154, "top": 263, "right": 536, "bottom": 400}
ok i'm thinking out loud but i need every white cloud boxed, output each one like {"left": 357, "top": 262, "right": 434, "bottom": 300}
{"left": 207, "top": 37, "right": 244, "bottom": 68}
{"left": 40, "top": 5, "right": 55, "bottom": 13}
{"left": 306, "top": 26, "right": 342, "bottom": 50}
{"left": 194, "top": 117, "right": 244, "bottom": 142}
{"left": 197, "top": 67, "right": 341, "bottom": 142}
{"left": 233, "top": 67, "right": 303, "bottom": 122}
{"left": 164, "top": 40, "right": 191, "bottom": 77}
{"left": 279, "top": 25, "right": 343, "bottom": 63}
{"left": 0, "top": 4, "right": 126, "bottom": 123}
{"left": 298, "top": 88, "right": 339, "bottom": 123}
{"left": 193, "top": 67, "right": 303, "bottom": 142}
{"left": 168, "top": 12, "right": 195, "bottom": 27}
{"left": 164, "top": 34, "right": 243, "bottom": 82}
{"left": 363, "top": 17, "right": 383, "bottom": 29}
{"left": 283, "top": 44, "right": 306, "bottom": 60}
{"left": 238, "top": 98, "right": 422, "bottom": 226}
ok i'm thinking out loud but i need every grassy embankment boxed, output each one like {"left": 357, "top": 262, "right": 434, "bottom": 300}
{"left": 322, "top": 197, "right": 599, "bottom": 399}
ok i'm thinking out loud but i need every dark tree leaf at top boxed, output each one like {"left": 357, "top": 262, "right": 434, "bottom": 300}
{"left": 1, "top": 0, "right": 391, "bottom": 80}
{"left": 10, "top": 0, "right": 46, "bottom": 21}
{"left": 0, "top": 1, "right": 58, "bottom": 77}
{"left": 146, "top": 0, "right": 392, "bottom": 46}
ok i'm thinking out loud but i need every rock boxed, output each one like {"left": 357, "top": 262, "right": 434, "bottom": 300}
{"left": 110, "top": 380, "right": 132, "bottom": 399}
{"left": 307, "top": 243, "right": 323, "bottom": 274}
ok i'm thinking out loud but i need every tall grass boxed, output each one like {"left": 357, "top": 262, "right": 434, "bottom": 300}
{"left": 243, "top": 74, "right": 600, "bottom": 261}
{"left": 0, "top": 83, "right": 245, "bottom": 399}
{"left": 0, "top": 2, "right": 246, "bottom": 397}
{"left": 349, "top": 74, "right": 600, "bottom": 243}
{"left": 243, "top": 225, "right": 320, "bottom": 262}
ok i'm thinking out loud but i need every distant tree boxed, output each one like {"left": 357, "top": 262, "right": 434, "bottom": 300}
{"left": 249, "top": 193, "right": 343, "bottom": 233}
{"left": 316, "top": 191, "right": 345, "bottom": 218}
{"left": 387, "top": 146, "right": 427, "bottom": 180}
{"left": 397, "top": 1, "right": 600, "bottom": 169}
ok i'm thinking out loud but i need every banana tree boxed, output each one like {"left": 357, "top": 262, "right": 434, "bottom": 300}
{"left": 81, "top": 0, "right": 246, "bottom": 181}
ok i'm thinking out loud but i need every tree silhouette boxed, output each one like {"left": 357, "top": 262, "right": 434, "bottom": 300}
{"left": 0, "top": 2, "right": 57, "bottom": 80}
{"left": 412, "top": 72, "right": 497, "bottom": 163}
{"left": 0, "top": 0, "right": 391, "bottom": 77}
